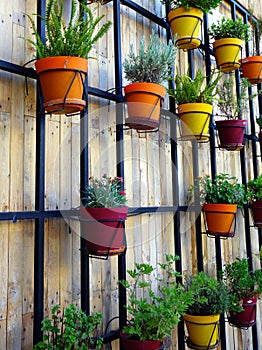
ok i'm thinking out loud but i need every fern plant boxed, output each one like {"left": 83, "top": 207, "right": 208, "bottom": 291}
{"left": 24, "top": 0, "right": 112, "bottom": 59}
{"left": 123, "top": 31, "right": 177, "bottom": 84}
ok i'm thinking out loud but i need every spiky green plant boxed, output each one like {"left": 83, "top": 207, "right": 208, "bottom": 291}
{"left": 24, "top": 0, "right": 112, "bottom": 59}
{"left": 123, "top": 31, "right": 177, "bottom": 84}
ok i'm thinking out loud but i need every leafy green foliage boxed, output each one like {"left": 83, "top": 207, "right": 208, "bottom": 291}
{"left": 256, "top": 116, "right": 262, "bottom": 129}
{"left": 223, "top": 258, "right": 262, "bottom": 313}
{"left": 81, "top": 175, "right": 127, "bottom": 208}
{"left": 247, "top": 174, "right": 262, "bottom": 202}
{"left": 190, "top": 173, "right": 249, "bottom": 208}
{"left": 33, "top": 304, "right": 103, "bottom": 349}
{"left": 161, "top": 0, "right": 222, "bottom": 14}
{"left": 24, "top": 0, "right": 112, "bottom": 59}
{"left": 119, "top": 255, "right": 194, "bottom": 341}
{"left": 168, "top": 68, "right": 222, "bottom": 105}
{"left": 123, "top": 31, "right": 177, "bottom": 84}
{"left": 183, "top": 271, "right": 230, "bottom": 315}
{"left": 208, "top": 17, "right": 250, "bottom": 41}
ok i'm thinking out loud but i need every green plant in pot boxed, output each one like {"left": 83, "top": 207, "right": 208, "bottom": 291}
{"left": 247, "top": 174, "right": 262, "bottom": 228}
{"left": 223, "top": 257, "right": 262, "bottom": 328}
{"left": 190, "top": 173, "right": 249, "bottom": 237}
{"left": 183, "top": 271, "right": 230, "bottom": 348}
{"left": 123, "top": 31, "right": 177, "bottom": 131}
{"left": 240, "top": 10, "right": 262, "bottom": 84}
{"left": 208, "top": 17, "right": 250, "bottom": 72}
{"left": 80, "top": 175, "right": 128, "bottom": 256}
{"left": 119, "top": 254, "right": 194, "bottom": 350}
{"left": 33, "top": 304, "right": 103, "bottom": 349}
{"left": 161, "top": 0, "right": 222, "bottom": 50}
{"left": 24, "top": 0, "right": 112, "bottom": 115}
{"left": 168, "top": 68, "right": 222, "bottom": 141}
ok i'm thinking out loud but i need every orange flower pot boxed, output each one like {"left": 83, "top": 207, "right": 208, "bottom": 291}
{"left": 167, "top": 7, "right": 203, "bottom": 50}
{"left": 35, "top": 56, "right": 88, "bottom": 115}
{"left": 124, "top": 82, "right": 166, "bottom": 130}
{"left": 202, "top": 203, "right": 237, "bottom": 237}
{"left": 239, "top": 56, "right": 262, "bottom": 84}
{"left": 213, "top": 38, "right": 243, "bottom": 73}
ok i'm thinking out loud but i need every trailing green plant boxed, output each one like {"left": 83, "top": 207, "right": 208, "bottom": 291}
{"left": 189, "top": 173, "right": 249, "bottom": 208}
{"left": 256, "top": 116, "right": 262, "bottom": 129}
{"left": 223, "top": 258, "right": 262, "bottom": 313}
{"left": 123, "top": 31, "right": 177, "bottom": 84}
{"left": 208, "top": 17, "right": 250, "bottom": 41}
{"left": 81, "top": 174, "right": 127, "bottom": 208}
{"left": 183, "top": 271, "right": 230, "bottom": 315}
{"left": 119, "top": 255, "right": 194, "bottom": 342}
{"left": 33, "top": 304, "right": 103, "bottom": 349}
{"left": 247, "top": 174, "right": 262, "bottom": 202}
{"left": 24, "top": 0, "right": 112, "bottom": 59}
{"left": 168, "top": 68, "right": 222, "bottom": 105}
{"left": 160, "top": 0, "right": 222, "bottom": 14}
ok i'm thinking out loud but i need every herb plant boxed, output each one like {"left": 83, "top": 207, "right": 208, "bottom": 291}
{"left": 81, "top": 175, "right": 127, "bottom": 208}
{"left": 183, "top": 271, "right": 230, "bottom": 316}
{"left": 33, "top": 304, "right": 103, "bottom": 349}
{"left": 168, "top": 68, "right": 222, "bottom": 106}
{"left": 123, "top": 31, "right": 177, "bottom": 84}
{"left": 190, "top": 173, "right": 249, "bottom": 208}
{"left": 24, "top": 0, "right": 112, "bottom": 59}
{"left": 119, "top": 255, "right": 193, "bottom": 342}
{"left": 208, "top": 17, "right": 250, "bottom": 41}
{"left": 161, "top": 0, "right": 222, "bottom": 14}
{"left": 247, "top": 174, "right": 262, "bottom": 202}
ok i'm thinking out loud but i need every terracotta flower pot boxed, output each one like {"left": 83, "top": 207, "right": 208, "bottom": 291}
{"left": 229, "top": 297, "right": 257, "bottom": 328}
{"left": 239, "top": 56, "right": 262, "bottom": 84}
{"left": 167, "top": 7, "right": 203, "bottom": 50}
{"left": 216, "top": 119, "right": 246, "bottom": 151}
{"left": 79, "top": 206, "right": 128, "bottom": 253}
{"left": 120, "top": 332, "right": 162, "bottom": 350}
{"left": 124, "top": 82, "right": 166, "bottom": 130}
{"left": 249, "top": 201, "right": 262, "bottom": 228}
{"left": 213, "top": 38, "right": 243, "bottom": 73}
{"left": 202, "top": 203, "right": 237, "bottom": 237}
{"left": 177, "top": 103, "right": 212, "bottom": 141}
{"left": 35, "top": 56, "right": 88, "bottom": 115}
{"left": 184, "top": 314, "right": 220, "bottom": 348}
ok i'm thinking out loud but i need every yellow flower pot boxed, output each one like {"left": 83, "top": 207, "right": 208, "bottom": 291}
{"left": 184, "top": 314, "right": 220, "bottom": 348}
{"left": 177, "top": 103, "right": 212, "bottom": 141}
{"left": 213, "top": 38, "right": 243, "bottom": 73}
{"left": 168, "top": 7, "right": 203, "bottom": 50}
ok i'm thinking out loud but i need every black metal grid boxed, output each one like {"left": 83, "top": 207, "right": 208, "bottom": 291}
{"left": 0, "top": 0, "right": 261, "bottom": 349}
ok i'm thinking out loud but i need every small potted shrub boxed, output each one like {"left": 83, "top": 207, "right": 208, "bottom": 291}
{"left": 183, "top": 271, "right": 230, "bottom": 348}
{"left": 119, "top": 255, "right": 194, "bottom": 350}
{"left": 214, "top": 75, "right": 251, "bottom": 150}
{"left": 223, "top": 258, "right": 262, "bottom": 328}
{"left": 24, "top": 0, "right": 111, "bottom": 114}
{"left": 123, "top": 31, "right": 177, "bottom": 131}
{"left": 161, "top": 0, "right": 222, "bottom": 50}
{"left": 80, "top": 175, "right": 128, "bottom": 256}
{"left": 247, "top": 174, "right": 262, "bottom": 228}
{"left": 33, "top": 304, "right": 103, "bottom": 349}
{"left": 208, "top": 17, "right": 250, "bottom": 72}
{"left": 168, "top": 68, "right": 222, "bottom": 141}
{"left": 190, "top": 173, "right": 249, "bottom": 237}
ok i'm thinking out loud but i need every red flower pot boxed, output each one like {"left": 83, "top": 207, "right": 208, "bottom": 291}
{"left": 80, "top": 207, "right": 128, "bottom": 252}
{"left": 120, "top": 332, "right": 162, "bottom": 350}
{"left": 229, "top": 297, "right": 257, "bottom": 328}
{"left": 216, "top": 119, "right": 246, "bottom": 150}
{"left": 249, "top": 201, "right": 262, "bottom": 228}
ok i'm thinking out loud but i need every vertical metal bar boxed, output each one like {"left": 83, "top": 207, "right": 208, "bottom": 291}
{"left": 33, "top": 0, "right": 46, "bottom": 344}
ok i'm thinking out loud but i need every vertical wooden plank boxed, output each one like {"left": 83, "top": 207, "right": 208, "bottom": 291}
{"left": 21, "top": 312, "right": 33, "bottom": 350}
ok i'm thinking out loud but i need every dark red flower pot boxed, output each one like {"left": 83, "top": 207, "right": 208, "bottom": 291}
{"left": 120, "top": 332, "right": 162, "bottom": 350}
{"left": 249, "top": 201, "right": 262, "bottom": 228}
{"left": 216, "top": 119, "right": 246, "bottom": 150}
{"left": 229, "top": 297, "right": 257, "bottom": 328}
{"left": 80, "top": 207, "right": 128, "bottom": 251}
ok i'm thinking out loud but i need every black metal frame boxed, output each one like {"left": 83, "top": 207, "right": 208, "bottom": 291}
{"left": 0, "top": 0, "right": 261, "bottom": 349}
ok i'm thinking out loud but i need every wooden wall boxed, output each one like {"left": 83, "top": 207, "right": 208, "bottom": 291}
{"left": 0, "top": 0, "right": 261, "bottom": 349}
